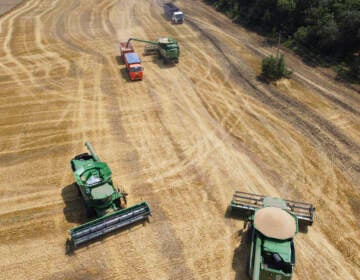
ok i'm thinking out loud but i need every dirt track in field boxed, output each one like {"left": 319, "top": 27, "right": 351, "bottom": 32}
{"left": 0, "top": 0, "right": 359, "bottom": 279}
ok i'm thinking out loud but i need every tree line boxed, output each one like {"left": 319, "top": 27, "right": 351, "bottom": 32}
{"left": 205, "top": 0, "right": 360, "bottom": 82}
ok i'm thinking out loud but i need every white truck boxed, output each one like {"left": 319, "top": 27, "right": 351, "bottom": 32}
{"left": 163, "top": 2, "right": 184, "bottom": 24}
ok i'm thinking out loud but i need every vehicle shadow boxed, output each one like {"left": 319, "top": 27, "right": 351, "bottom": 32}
{"left": 161, "top": 13, "right": 170, "bottom": 22}
{"left": 232, "top": 229, "right": 251, "bottom": 280}
{"left": 232, "top": 228, "right": 251, "bottom": 280}
{"left": 62, "top": 182, "right": 87, "bottom": 224}
{"left": 298, "top": 222, "right": 309, "bottom": 234}
{"left": 225, "top": 205, "right": 252, "bottom": 221}
{"left": 225, "top": 207, "right": 251, "bottom": 279}
{"left": 62, "top": 182, "right": 87, "bottom": 255}
{"left": 151, "top": 55, "right": 177, "bottom": 69}
{"left": 119, "top": 67, "right": 129, "bottom": 81}
{"left": 115, "top": 55, "right": 123, "bottom": 65}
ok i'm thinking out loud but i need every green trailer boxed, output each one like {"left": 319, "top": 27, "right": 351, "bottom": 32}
{"left": 229, "top": 191, "right": 315, "bottom": 280}
{"left": 126, "top": 37, "right": 180, "bottom": 64}
{"left": 69, "top": 141, "right": 151, "bottom": 247}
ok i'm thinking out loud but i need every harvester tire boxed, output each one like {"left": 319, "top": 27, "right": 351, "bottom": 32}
{"left": 74, "top": 153, "right": 92, "bottom": 161}
{"left": 71, "top": 161, "right": 76, "bottom": 172}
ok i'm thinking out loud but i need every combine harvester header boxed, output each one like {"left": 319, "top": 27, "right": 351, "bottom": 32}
{"left": 69, "top": 142, "right": 151, "bottom": 247}
{"left": 230, "top": 191, "right": 315, "bottom": 226}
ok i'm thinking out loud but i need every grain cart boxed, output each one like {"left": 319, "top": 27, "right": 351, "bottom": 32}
{"left": 126, "top": 37, "right": 180, "bottom": 64}
{"left": 229, "top": 191, "right": 315, "bottom": 280}
{"left": 163, "top": 2, "right": 184, "bottom": 24}
{"left": 119, "top": 42, "right": 144, "bottom": 81}
{"left": 69, "top": 141, "right": 151, "bottom": 247}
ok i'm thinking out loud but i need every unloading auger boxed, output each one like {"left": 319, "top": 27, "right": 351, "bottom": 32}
{"left": 68, "top": 141, "right": 151, "bottom": 247}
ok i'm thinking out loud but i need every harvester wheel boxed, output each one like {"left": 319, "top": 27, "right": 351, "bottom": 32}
{"left": 71, "top": 161, "right": 76, "bottom": 172}
{"left": 74, "top": 153, "right": 92, "bottom": 161}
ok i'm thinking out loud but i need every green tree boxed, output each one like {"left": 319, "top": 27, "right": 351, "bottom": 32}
{"left": 350, "top": 56, "right": 360, "bottom": 81}
{"left": 277, "top": 0, "right": 296, "bottom": 13}
{"left": 261, "top": 54, "right": 290, "bottom": 81}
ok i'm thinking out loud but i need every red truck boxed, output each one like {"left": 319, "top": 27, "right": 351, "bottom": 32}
{"left": 119, "top": 42, "right": 143, "bottom": 81}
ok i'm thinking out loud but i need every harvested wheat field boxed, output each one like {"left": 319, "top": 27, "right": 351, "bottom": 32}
{"left": 0, "top": 0, "right": 359, "bottom": 279}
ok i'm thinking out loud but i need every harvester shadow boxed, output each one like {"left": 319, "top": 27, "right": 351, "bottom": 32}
{"left": 62, "top": 183, "right": 87, "bottom": 225}
{"left": 298, "top": 223, "right": 309, "bottom": 234}
{"left": 232, "top": 229, "right": 251, "bottom": 280}
{"left": 225, "top": 206, "right": 252, "bottom": 221}
{"left": 62, "top": 182, "right": 88, "bottom": 256}
{"left": 161, "top": 13, "right": 171, "bottom": 22}
{"left": 151, "top": 56, "right": 177, "bottom": 69}
{"left": 225, "top": 207, "right": 250, "bottom": 279}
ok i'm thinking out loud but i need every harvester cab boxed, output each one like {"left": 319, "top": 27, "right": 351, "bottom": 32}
{"left": 126, "top": 37, "right": 180, "bottom": 63}
{"left": 229, "top": 191, "right": 315, "bottom": 280}
{"left": 68, "top": 142, "right": 151, "bottom": 247}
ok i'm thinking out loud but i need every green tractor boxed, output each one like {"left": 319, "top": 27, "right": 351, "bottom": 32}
{"left": 229, "top": 191, "right": 315, "bottom": 280}
{"left": 69, "top": 141, "right": 151, "bottom": 247}
{"left": 126, "top": 37, "right": 180, "bottom": 63}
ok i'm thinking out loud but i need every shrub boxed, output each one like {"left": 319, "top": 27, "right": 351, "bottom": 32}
{"left": 261, "top": 54, "right": 291, "bottom": 81}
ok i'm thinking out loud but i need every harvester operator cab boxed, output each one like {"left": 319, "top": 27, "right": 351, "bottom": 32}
{"left": 263, "top": 253, "right": 293, "bottom": 274}
{"left": 86, "top": 175, "right": 102, "bottom": 185}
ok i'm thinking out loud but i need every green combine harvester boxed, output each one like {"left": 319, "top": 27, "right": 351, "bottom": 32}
{"left": 126, "top": 37, "right": 180, "bottom": 63}
{"left": 69, "top": 141, "right": 151, "bottom": 247}
{"left": 229, "top": 191, "right": 315, "bottom": 280}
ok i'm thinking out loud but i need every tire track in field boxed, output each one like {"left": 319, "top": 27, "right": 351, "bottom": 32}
{"left": 185, "top": 17, "right": 359, "bottom": 180}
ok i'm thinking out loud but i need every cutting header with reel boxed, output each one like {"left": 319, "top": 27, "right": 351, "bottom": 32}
{"left": 68, "top": 141, "right": 151, "bottom": 248}
{"left": 229, "top": 191, "right": 315, "bottom": 280}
